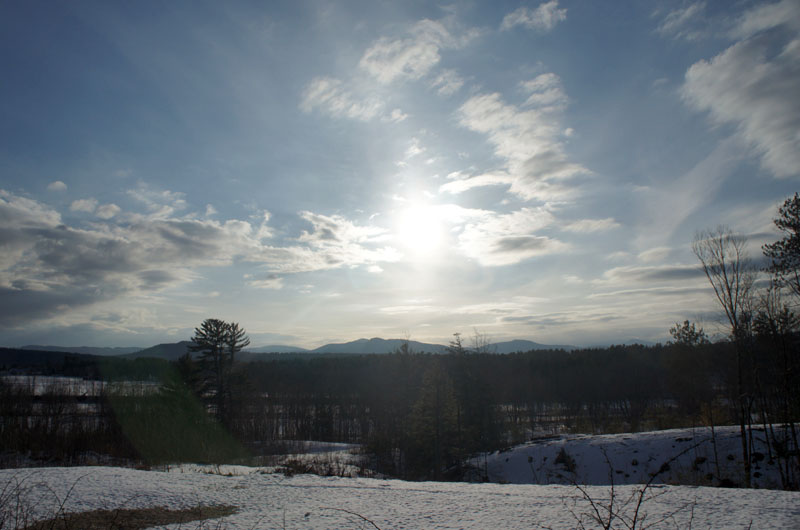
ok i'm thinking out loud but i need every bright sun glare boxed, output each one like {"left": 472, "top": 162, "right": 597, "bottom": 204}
{"left": 396, "top": 204, "right": 445, "bottom": 257}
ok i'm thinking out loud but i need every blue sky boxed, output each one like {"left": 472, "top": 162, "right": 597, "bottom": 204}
{"left": 1, "top": 0, "right": 799, "bottom": 348}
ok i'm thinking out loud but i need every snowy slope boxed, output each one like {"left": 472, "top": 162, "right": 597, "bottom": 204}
{"left": 477, "top": 426, "right": 787, "bottom": 489}
{"left": 1, "top": 466, "right": 798, "bottom": 529}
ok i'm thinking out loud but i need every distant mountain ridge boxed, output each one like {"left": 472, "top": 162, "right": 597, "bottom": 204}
{"left": 310, "top": 338, "right": 448, "bottom": 354}
{"left": 21, "top": 345, "right": 142, "bottom": 356}
{"left": 14, "top": 337, "right": 576, "bottom": 360}
{"left": 247, "top": 345, "right": 310, "bottom": 353}
{"left": 124, "top": 341, "right": 194, "bottom": 361}
{"left": 489, "top": 339, "right": 574, "bottom": 353}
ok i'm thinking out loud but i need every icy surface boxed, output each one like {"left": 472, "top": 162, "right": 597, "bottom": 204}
{"left": 1, "top": 466, "right": 798, "bottom": 529}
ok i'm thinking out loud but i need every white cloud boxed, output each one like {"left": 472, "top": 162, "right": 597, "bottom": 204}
{"left": 682, "top": 21, "right": 800, "bottom": 178}
{"left": 247, "top": 274, "right": 284, "bottom": 290}
{"left": 638, "top": 247, "right": 672, "bottom": 263}
{"left": 126, "top": 183, "right": 188, "bottom": 218}
{"left": 47, "top": 181, "right": 67, "bottom": 192}
{"left": 563, "top": 218, "right": 620, "bottom": 233}
{"left": 439, "top": 171, "right": 513, "bottom": 194}
{"left": 95, "top": 204, "right": 121, "bottom": 219}
{"left": 730, "top": 0, "right": 800, "bottom": 39}
{"left": 430, "top": 69, "right": 464, "bottom": 96}
{"left": 520, "top": 73, "right": 567, "bottom": 109}
{"left": 596, "top": 264, "right": 705, "bottom": 286}
{"left": 457, "top": 207, "right": 567, "bottom": 266}
{"left": 69, "top": 198, "right": 98, "bottom": 213}
{"left": 405, "top": 137, "right": 425, "bottom": 159}
{"left": 359, "top": 19, "right": 478, "bottom": 84}
{"left": 501, "top": 1, "right": 567, "bottom": 32}
{"left": 0, "top": 191, "right": 273, "bottom": 324}
{"left": 0, "top": 190, "right": 402, "bottom": 324}
{"left": 297, "top": 211, "right": 388, "bottom": 246}
{"left": 385, "top": 108, "right": 409, "bottom": 123}
{"left": 249, "top": 211, "right": 401, "bottom": 274}
{"left": 302, "top": 17, "right": 476, "bottom": 122}
{"left": 657, "top": 2, "right": 706, "bottom": 40}
{"left": 299, "top": 76, "right": 383, "bottom": 121}
{"left": 454, "top": 85, "right": 588, "bottom": 201}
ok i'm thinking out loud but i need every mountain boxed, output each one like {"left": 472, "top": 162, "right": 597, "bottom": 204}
{"left": 618, "top": 338, "right": 659, "bottom": 346}
{"left": 1, "top": 347, "right": 99, "bottom": 367}
{"left": 488, "top": 339, "right": 574, "bottom": 354}
{"left": 246, "top": 345, "right": 310, "bottom": 353}
{"left": 16, "top": 337, "right": 575, "bottom": 361}
{"left": 21, "top": 345, "right": 142, "bottom": 356}
{"left": 311, "top": 338, "right": 448, "bottom": 354}
{"left": 125, "top": 341, "right": 194, "bottom": 361}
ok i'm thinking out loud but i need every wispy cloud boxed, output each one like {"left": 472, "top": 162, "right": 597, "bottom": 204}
{"left": 299, "top": 76, "right": 383, "bottom": 121}
{"left": 253, "top": 211, "right": 401, "bottom": 274}
{"left": 682, "top": 1, "right": 800, "bottom": 178}
{"left": 430, "top": 69, "right": 464, "bottom": 96}
{"left": 385, "top": 108, "right": 409, "bottom": 123}
{"left": 359, "top": 19, "right": 478, "bottom": 84}
{"left": 246, "top": 274, "right": 284, "bottom": 290}
{"left": 656, "top": 2, "right": 706, "bottom": 41}
{"left": 501, "top": 1, "right": 567, "bottom": 32}
{"left": 520, "top": 73, "right": 567, "bottom": 110}
{"left": 453, "top": 79, "right": 588, "bottom": 202}
{"left": 457, "top": 207, "right": 567, "bottom": 266}
{"left": 730, "top": 0, "right": 800, "bottom": 39}
{"left": 596, "top": 264, "right": 706, "bottom": 285}
{"left": 563, "top": 218, "right": 619, "bottom": 233}
{"left": 126, "top": 183, "right": 188, "bottom": 219}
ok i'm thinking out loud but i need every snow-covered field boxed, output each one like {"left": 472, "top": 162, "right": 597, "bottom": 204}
{"left": 2, "top": 427, "right": 799, "bottom": 529}
{"left": 478, "top": 425, "right": 789, "bottom": 488}
{"left": 2, "top": 465, "right": 799, "bottom": 529}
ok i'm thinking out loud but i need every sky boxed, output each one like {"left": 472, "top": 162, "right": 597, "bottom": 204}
{"left": 1, "top": 0, "right": 799, "bottom": 349}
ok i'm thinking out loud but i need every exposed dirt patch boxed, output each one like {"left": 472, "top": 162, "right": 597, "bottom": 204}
{"left": 23, "top": 504, "right": 237, "bottom": 530}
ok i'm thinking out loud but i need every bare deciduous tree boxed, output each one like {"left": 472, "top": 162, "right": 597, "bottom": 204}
{"left": 692, "top": 226, "right": 758, "bottom": 487}
{"left": 692, "top": 227, "right": 756, "bottom": 341}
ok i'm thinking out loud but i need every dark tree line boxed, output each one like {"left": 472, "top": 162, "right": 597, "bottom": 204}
{"left": 2, "top": 335, "right": 797, "bottom": 484}
{"left": 204, "top": 339, "right": 789, "bottom": 481}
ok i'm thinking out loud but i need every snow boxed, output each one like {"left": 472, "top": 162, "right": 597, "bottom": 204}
{"left": 2, "top": 427, "right": 799, "bottom": 528}
{"left": 476, "top": 426, "right": 788, "bottom": 489}
{"left": 0, "top": 375, "right": 159, "bottom": 396}
{"left": 2, "top": 465, "right": 798, "bottom": 529}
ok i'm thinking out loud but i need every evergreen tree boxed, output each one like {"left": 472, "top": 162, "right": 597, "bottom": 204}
{"left": 189, "top": 319, "right": 249, "bottom": 426}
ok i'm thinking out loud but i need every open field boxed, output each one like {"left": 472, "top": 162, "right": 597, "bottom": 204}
{"left": 2, "top": 465, "right": 798, "bottom": 529}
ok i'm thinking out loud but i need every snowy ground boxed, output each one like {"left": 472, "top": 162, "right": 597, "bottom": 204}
{"left": 475, "top": 425, "right": 788, "bottom": 489}
{"left": 2, "top": 427, "right": 799, "bottom": 528}
{"left": 1, "top": 465, "right": 799, "bottom": 529}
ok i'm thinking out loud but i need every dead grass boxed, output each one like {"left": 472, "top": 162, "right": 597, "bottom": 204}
{"left": 22, "top": 504, "right": 237, "bottom": 530}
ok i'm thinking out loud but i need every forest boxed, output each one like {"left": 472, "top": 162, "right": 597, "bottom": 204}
{"left": 1, "top": 331, "right": 797, "bottom": 488}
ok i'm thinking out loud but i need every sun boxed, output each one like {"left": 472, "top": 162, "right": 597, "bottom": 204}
{"left": 395, "top": 204, "right": 446, "bottom": 257}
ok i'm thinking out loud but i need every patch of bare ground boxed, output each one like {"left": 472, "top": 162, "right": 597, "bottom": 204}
{"left": 22, "top": 504, "right": 237, "bottom": 530}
